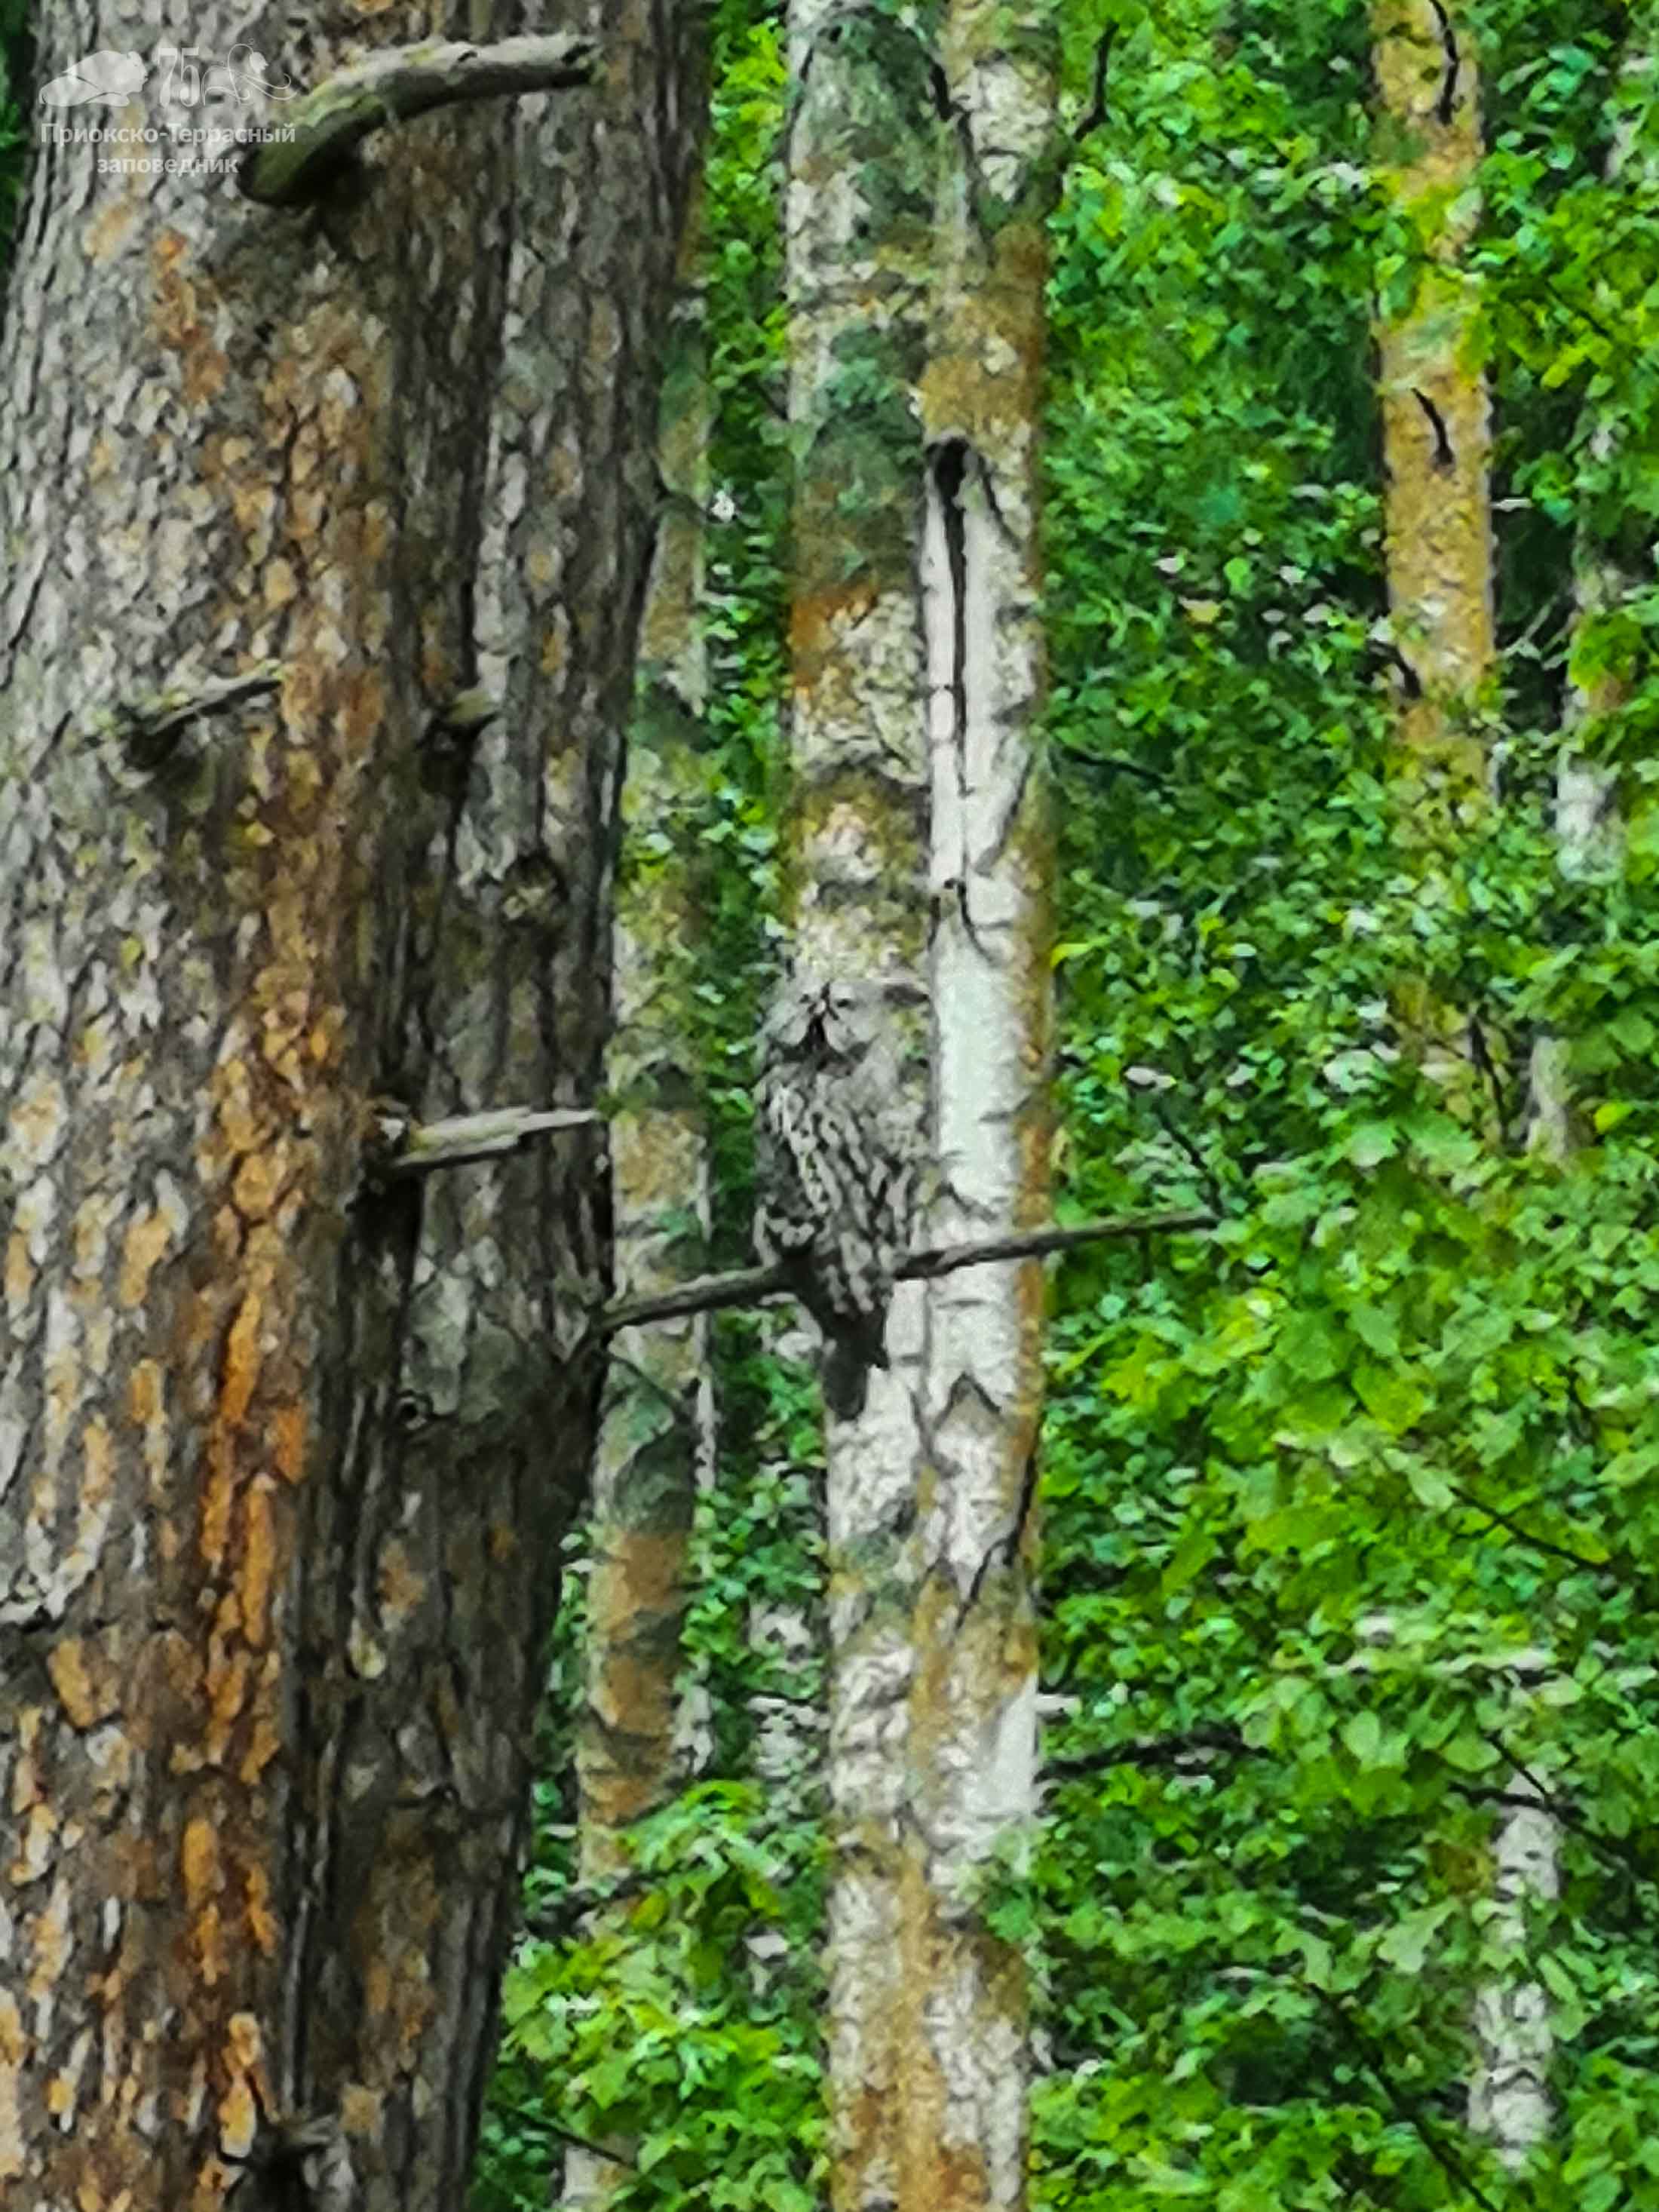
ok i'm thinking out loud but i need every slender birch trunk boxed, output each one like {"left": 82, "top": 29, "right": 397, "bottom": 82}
{"left": 781, "top": 8, "right": 937, "bottom": 2204}
{"left": 1371, "top": 1, "right": 1557, "bottom": 2171}
{"left": 0, "top": 5, "right": 705, "bottom": 2206}
{"left": 1481, "top": 22, "right": 1659, "bottom": 2171}
{"left": 563, "top": 178, "right": 714, "bottom": 2212}
{"left": 1370, "top": 0, "right": 1495, "bottom": 803}
{"left": 1528, "top": 26, "right": 1655, "bottom": 1144}
{"left": 900, "top": 11, "right": 1059, "bottom": 2207}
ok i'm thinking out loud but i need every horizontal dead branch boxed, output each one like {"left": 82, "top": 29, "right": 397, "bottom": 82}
{"left": 379, "top": 1105, "right": 598, "bottom": 1177}
{"left": 1047, "top": 1724, "right": 1248, "bottom": 1778}
{"left": 240, "top": 33, "right": 599, "bottom": 207}
{"left": 592, "top": 1207, "right": 1216, "bottom": 1337}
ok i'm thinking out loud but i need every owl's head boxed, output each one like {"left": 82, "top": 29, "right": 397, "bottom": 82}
{"left": 764, "top": 976, "right": 883, "bottom": 1064}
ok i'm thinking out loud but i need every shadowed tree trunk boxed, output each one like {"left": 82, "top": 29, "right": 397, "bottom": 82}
{"left": 565, "top": 176, "right": 714, "bottom": 2212}
{"left": 0, "top": 5, "right": 704, "bottom": 2207}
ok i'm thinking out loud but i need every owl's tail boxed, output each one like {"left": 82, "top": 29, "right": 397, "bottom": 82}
{"left": 822, "top": 1340, "right": 872, "bottom": 1421}
{"left": 820, "top": 1309, "right": 891, "bottom": 1422}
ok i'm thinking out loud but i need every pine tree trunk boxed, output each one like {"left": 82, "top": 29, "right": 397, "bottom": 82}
{"left": 0, "top": 6, "right": 704, "bottom": 2207}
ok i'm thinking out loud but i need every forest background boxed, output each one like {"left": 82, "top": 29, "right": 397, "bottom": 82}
{"left": 4, "top": 0, "right": 1658, "bottom": 2207}
{"left": 469, "top": 0, "right": 1659, "bottom": 2204}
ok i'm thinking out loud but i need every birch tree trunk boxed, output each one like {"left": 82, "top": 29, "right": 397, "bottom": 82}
{"left": 1371, "top": 0, "right": 1556, "bottom": 2171}
{"left": 0, "top": 5, "right": 704, "bottom": 2207}
{"left": 1529, "top": 25, "right": 1655, "bottom": 1152}
{"left": 902, "top": 11, "right": 1058, "bottom": 2206}
{"left": 565, "top": 177, "right": 714, "bottom": 2212}
{"left": 1371, "top": 0, "right": 1494, "bottom": 802}
{"left": 1484, "top": 20, "right": 1659, "bottom": 2172}
{"left": 782, "top": 8, "right": 937, "bottom": 2204}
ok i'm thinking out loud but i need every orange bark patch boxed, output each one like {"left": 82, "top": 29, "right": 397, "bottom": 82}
{"left": 271, "top": 1401, "right": 305, "bottom": 1483}
{"left": 219, "top": 1292, "right": 264, "bottom": 1432}
{"left": 149, "top": 231, "right": 228, "bottom": 410}
{"left": 47, "top": 1640, "right": 104, "bottom": 1730}
{"left": 231, "top": 1145, "right": 288, "bottom": 1223}
{"left": 4, "top": 1232, "right": 32, "bottom": 1312}
{"left": 81, "top": 1421, "right": 115, "bottom": 1521}
{"left": 117, "top": 1208, "right": 173, "bottom": 1308}
{"left": 238, "top": 1480, "right": 278, "bottom": 1646}
{"left": 127, "top": 1358, "right": 164, "bottom": 1428}
{"left": 243, "top": 1864, "right": 280, "bottom": 1957}
{"left": 0, "top": 1992, "right": 23, "bottom": 2180}
{"left": 180, "top": 1818, "right": 219, "bottom": 1907}
{"left": 11, "top": 1073, "right": 66, "bottom": 1168}
{"left": 790, "top": 580, "right": 880, "bottom": 667}
{"left": 27, "top": 1879, "right": 72, "bottom": 2000}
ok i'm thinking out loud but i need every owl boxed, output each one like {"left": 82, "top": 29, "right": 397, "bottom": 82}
{"left": 755, "top": 977, "right": 917, "bottom": 1420}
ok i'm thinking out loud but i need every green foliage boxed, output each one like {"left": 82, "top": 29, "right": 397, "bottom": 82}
{"left": 477, "top": 1786, "right": 826, "bottom": 2212}
{"left": 0, "top": 0, "right": 29, "bottom": 260}
{"left": 1029, "top": 0, "right": 1659, "bottom": 2201}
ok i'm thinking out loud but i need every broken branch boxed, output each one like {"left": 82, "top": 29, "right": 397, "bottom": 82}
{"left": 379, "top": 1105, "right": 598, "bottom": 1177}
{"left": 240, "top": 33, "right": 598, "bottom": 207}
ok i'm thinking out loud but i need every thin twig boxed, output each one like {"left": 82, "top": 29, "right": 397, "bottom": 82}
{"left": 493, "top": 2099, "right": 636, "bottom": 2171}
{"left": 591, "top": 1207, "right": 1216, "bottom": 1337}
{"left": 1448, "top": 1481, "right": 1611, "bottom": 1575}
{"left": 1048, "top": 1723, "right": 1248, "bottom": 1778}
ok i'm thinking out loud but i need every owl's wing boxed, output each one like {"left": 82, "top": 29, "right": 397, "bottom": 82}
{"left": 753, "top": 1065, "right": 818, "bottom": 1260}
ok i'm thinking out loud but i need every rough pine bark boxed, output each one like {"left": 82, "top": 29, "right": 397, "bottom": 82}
{"left": 0, "top": 5, "right": 704, "bottom": 2207}
{"left": 781, "top": 5, "right": 938, "bottom": 2204}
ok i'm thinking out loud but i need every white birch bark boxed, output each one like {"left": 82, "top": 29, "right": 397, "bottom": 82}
{"left": 902, "top": 11, "right": 1058, "bottom": 2203}
{"left": 781, "top": 5, "right": 937, "bottom": 2201}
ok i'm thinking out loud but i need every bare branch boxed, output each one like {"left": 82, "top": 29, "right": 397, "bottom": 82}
{"left": 379, "top": 1105, "right": 599, "bottom": 1177}
{"left": 1048, "top": 1724, "right": 1247, "bottom": 1778}
{"left": 591, "top": 1207, "right": 1216, "bottom": 1337}
{"left": 240, "top": 34, "right": 599, "bottom": 207}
